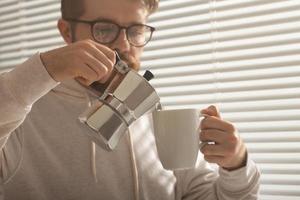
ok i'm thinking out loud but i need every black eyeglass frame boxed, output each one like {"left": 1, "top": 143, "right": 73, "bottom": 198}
{"left": 64, "top": 18, "right": 156, "bottom": 47}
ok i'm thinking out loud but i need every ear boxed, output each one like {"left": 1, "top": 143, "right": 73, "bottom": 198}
{"left": 57, "top": 19, "right": 73, "bottom": 44}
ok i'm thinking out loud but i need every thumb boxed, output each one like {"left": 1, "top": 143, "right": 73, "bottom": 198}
{"left": 201, "top": 105, "right": 221, "bottom": 118}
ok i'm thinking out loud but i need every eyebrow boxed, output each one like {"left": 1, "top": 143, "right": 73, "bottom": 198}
{"left": 92, "top": 17, "right": 145, "bottom": 26}
{"left": 93, "top": 17, "right": 114, "bottom": 23}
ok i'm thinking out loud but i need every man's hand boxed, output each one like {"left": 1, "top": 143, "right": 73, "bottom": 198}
{"left": 199, "top": 105, "right": 247, "bottom": 171}
{"left": 40, "top": 39, "right": 116, "bottom": 86}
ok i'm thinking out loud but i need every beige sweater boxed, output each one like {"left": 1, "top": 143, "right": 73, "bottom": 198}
{"left": 0, "top": 54, "right": 260, "bottom": 200}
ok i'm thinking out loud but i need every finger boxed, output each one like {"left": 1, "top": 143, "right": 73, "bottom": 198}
{"left": 76, "top": 77, "right": 90, "bottom": 86}
{"left": 201, "top": 116, "right": 235, "bottom": 133}
{"left": 83, "top": 52, "right": 109, "bottom": 81}
{"left": 199, "top": 112, "right": 210, "bottom": 118}
{"left": 200, "top": 144, "right": 226, "bottom": 156}
{"left": 75, "top": 60, "right": 99, "bottom": 85}
{"left": 199, "top": 141, "right": 215, "bottom": 149}
{"left": 201, "top": 105, "right": 221, "bottom": 118}
{"left": 89, "top": 40, "right": 116, "bottom": 64}
{"left": 199, "top": 129, "right": 227, "bottom": 144}
{"left": 85, "top": 42, "right": 114, "bottom": 82}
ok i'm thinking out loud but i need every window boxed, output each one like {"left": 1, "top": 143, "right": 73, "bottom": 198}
{"left": 1, "top": 0, "right": 300, "bottom": 199}
{"left": 0, "top": 0, "right": 63, "bottom": 71}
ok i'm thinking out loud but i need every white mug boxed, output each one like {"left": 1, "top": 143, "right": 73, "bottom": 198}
{"left": 152, "top": 108, "right": 201, "bottom": 170}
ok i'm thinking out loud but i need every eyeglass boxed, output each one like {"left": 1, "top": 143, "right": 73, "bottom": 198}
{"left": 64, "top": 18, "right": 156, "bottom": 47}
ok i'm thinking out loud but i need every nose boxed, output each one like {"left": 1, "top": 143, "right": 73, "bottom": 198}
{"left": 111, "top": 29, "right": 130, "bottom": 53}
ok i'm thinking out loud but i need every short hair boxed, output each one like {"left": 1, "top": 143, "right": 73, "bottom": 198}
{"left": 61, "top": 0, "right": 160, "bottom": 19}
{"left": 61, "top": 0, "right": 85, "bottom": 19}
{"left": 142, "top": 0, "right": 160, "bottom": 15}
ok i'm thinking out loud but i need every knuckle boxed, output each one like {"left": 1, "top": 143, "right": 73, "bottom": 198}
{"left": 104, "top": 59, "right": 114, "bottom": 70}
{"left": 199, "top": 135, "right": 205, "bottom": 142}
{"left": 219, "top": 159, "right": 227, "bottom": 166}
{"left": 77, "top": 40, "right": 86, "bottom": 48}
{"left": 200, "top": 146, "right": 207, "bottom": 154}
{"left": 227, "top": 123, "right": 236, "bottom": 133}
{"left": 229, "top": 133, "right": 239, "bottom": 144}
{"left": 109, "top": 51, "right": 116, "bottom": 63}
{"left": 204, "top": 155, "right": 211, "bottom": 161}
{"left": 83, "top": 38, "right": 92, "bottom": 43}
{"left": 102, "top": 66, "right": 109, "bottom": 74}
{"left": 98, "top": 63, "right": 108, "bottom": 71}
{"left": 85, "top": 42, "right": 94, "bottom": 49}
{"left": 200, "top": 117, "right": 208, "bottom": 128}
{"left": 80, "top": 40, "right": 92, "bottom": 49}
{"left": 199, "top": 131, "right": 206, "bottom": 141}
{"left": 76, "top": 49, "right": 86, "bottom": 56}
{"left": 202, "top": 146, "right": 212, "bottom": 155}
{"left": 108, "top": 60, "right": 115, "bottom": 69}
{"left": 86, "top": 38, "right": 94, "bottom": 43}
{"left": 209, "top": 105, "right": 217, "bottom": 111}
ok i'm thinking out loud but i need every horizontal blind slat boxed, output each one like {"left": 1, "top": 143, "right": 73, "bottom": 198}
{"left": 261, "top": 174, "right": 300, "bottom": 185}
{"left": 259, "top": 163, "right": 300, "bottom": 174}
{"left": 161, "top": 98, "right": 300, "bottom": 112}
{"left": 155, "top": 76, "right": 300, "bottom": 97}
{"left": 250, "top": 153, "right": 300, "bottom": 164}
{"left": 247, "top": 143, "right": 300, "bottom": 153}
{"left": 259, "top": 195, "right": 300, "bottom": 200}
{"left": 260, "top": 184, "right": 300, "bottom": 195}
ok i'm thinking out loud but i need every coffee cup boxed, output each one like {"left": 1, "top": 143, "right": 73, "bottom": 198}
{"left": 152, "top": 108, "right": 201, "bottom": 170}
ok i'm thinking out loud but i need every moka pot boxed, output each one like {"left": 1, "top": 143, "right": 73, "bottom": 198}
{"left": 79, "top": 54, "right": 160, "bottom": 151}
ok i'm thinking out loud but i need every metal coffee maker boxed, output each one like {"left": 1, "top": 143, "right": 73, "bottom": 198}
{"left": 79, "top": 52, "right": 160, "bottom": 151}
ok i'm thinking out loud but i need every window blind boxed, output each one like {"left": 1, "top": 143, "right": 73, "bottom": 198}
{"left": 0, "top": 0, "right": 63, "bottom": 70}
{"left": 1, "top": 0, "right": 300, "bottom": 199}
{"left": 144, "top": 0, "right": 300, "bottom": 199}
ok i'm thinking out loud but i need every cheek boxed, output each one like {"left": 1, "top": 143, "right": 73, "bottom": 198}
{"left": 133, "top": 48, "right": 143, "bottom": 71}
{"left": 132, "top": 47, "right": 143, "bottom": 59}
{"left": 74, "top": 25, "right": 93, "bottom": 41}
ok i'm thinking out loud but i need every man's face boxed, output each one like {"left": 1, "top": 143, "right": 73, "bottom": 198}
{"left": 71, "top": 0, "right": 149, "bottom": 71}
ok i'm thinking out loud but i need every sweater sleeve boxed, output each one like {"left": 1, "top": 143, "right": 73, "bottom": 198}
{"left": 174, "top": 153, "right": 260, "bottom": 200}
{"left": 0, "top": 53, "right": 59, "bottom": 143}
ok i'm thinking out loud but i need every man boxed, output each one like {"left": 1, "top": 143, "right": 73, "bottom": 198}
{"left": 0, "top": 0, "right": 260, "bottom": 199}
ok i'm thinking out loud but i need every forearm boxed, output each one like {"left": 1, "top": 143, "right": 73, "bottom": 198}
{"left": 0, "top": 53, "right": 59, "bottom": 139}
{"left": 215, "top": 157, "right": 260, "bottom": 200}
{"left": 175, "top": 155, "right": 260, "bottom": 200}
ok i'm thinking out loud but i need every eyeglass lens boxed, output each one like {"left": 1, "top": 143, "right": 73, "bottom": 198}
{"left": 92, "top": 22, "right": 153, "bottom": 46}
